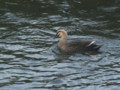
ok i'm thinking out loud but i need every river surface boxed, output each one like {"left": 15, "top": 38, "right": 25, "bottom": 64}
{"left": 0, "top": 0, "right": 120, "bottom": 90}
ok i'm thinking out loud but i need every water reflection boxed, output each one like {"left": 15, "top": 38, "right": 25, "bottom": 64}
{"left": 0, "top": 0, "right": 120, "bottom": 90}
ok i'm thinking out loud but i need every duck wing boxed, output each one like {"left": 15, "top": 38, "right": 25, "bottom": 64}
{"left": 68, "top": 40, "right": 91, "bottom": 47}
{"left": 67, "top": 40, "right": 101, "bottom": 52}
{"left": 67, "top": 40, "right": 91, "bottom": 52}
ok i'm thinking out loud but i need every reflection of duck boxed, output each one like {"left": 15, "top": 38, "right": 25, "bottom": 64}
{"left": 54, "top": 29, "right": 102, "bottom": 56}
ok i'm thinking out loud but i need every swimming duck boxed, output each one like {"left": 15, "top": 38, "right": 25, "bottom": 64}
{"left": 54, "top": 29, "right": 101, "bottom": 56}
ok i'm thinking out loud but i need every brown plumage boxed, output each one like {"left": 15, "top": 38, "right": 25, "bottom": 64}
{"left": 55, "top": 29, "right": 101, "bottom": 53}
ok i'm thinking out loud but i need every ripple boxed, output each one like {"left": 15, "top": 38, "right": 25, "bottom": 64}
{"left": 0, "top": 1, "right": 120, "bottom": 90}
{"left": 6, "top": 45, "right": 27, "bottom": 51}
{"left": 0, "top": 54, "right": 15, "bottom": 59}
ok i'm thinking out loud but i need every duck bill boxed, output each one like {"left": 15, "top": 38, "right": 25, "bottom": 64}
{"left": 51, "top": 34, "right": 58, "bottom": 40}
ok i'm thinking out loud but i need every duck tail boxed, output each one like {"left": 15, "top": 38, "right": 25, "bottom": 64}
{"left": 93, "top": 45, "right": 102, "bottom": 51}
{"left": 86, "top": 41, "right": 102, "bottom": 51}
{"left": 87, "top": 44, "right": 102, "bottom": 51}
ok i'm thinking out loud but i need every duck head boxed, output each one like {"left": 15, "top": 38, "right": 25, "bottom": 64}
{"left": 55, "top": 29, "right": 68, "bottom": 39}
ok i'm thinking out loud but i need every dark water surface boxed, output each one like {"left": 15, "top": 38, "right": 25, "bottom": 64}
{"left": 0, "top": 0, "right": 120, "bottom": 90}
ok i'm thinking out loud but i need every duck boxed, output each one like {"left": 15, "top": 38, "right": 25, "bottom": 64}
{"left": 54, "top": 29, "right": 102, "bottom": 56}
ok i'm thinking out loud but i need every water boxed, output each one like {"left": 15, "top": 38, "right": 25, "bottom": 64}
{"left": 0, "top": 0, "right": 120, "bottom": 90}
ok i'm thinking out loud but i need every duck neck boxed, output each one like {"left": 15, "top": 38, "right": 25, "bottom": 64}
{"left": 61, "top": 36, "right": 67, "bottom": 42}
{"left": 59, "top": 36, "right": 67, "bottom": 46}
